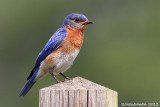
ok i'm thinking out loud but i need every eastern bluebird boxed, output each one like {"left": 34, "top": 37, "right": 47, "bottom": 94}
{"left": 19, "top": 13, "right": 93, "bottom": 96}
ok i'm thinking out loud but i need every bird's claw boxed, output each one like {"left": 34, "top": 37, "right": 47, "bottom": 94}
{"left": 56, "top": 80, "right": 62, "bottom": 84}
{"left": 61, "top": 78, "right": 72, "bottom": 82}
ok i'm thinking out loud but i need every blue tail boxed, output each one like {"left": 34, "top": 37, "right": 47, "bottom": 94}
{"left": 19, "top": 67, "right": 40, "bottom": 96}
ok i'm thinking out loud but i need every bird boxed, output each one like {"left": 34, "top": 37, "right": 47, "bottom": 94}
{"left": 19, "top": 13, "right": 93, "bottom": 96}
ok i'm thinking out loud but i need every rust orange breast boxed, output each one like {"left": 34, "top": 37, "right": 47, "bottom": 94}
{"left": 44, "top": 26, "right": 84, "bottom": 64}
{"left": 60, "top": 25, "right": 84, "bottom": 53}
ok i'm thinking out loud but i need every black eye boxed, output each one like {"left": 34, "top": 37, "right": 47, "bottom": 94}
{"left": 74, "top": 17, "right": 80, "bottom": 22}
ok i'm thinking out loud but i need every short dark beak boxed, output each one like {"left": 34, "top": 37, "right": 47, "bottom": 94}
{"left": 82, "top": 20, "right": 93, "bottom": 25}
{"left": 87, "top": 20, "right": 93, "bottom": 24}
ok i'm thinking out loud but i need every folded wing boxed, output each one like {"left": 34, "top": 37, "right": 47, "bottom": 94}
{"left": 27, "top": 27, "right": 67, "bottom": 80}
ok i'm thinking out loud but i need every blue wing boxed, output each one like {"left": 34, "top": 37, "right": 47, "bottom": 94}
{"left": 27, "top": 27, "right": 67, "bottom": 80}
{"left": 20, "top": 67, "right": 40, "bottom": 96}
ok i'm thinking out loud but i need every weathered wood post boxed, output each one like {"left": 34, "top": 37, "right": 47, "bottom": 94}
{"left": 39, "top": 77, "right": 118, "bottom": 107}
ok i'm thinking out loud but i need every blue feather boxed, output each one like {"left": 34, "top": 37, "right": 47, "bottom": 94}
{"left": 27, "top": 27, "right": 67, "bottom": 80}
{"left": 35, "top": 27, "right": 67, "bottom": 67}
{"left": 20, "top": 27, "right": 68, "bottom": 96}
{"left": 19, "top": 67, "right": 40, "bottom": 96}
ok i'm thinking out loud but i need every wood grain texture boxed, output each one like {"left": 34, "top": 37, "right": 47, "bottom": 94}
{"left": 39, "top": 77, "right": 118, "bottom": 107}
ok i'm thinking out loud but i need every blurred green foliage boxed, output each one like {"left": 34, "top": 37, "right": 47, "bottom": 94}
{"left": 1, "top": 0, "right": 160, "bottom": 106}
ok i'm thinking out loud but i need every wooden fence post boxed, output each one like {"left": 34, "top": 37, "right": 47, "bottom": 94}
{"left": 39, "top": 77, "right": 118, "bottom": 107}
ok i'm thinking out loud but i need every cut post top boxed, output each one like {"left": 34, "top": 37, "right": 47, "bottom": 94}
{"left": 39, "top": 77, "right": 118, "bottom": 107}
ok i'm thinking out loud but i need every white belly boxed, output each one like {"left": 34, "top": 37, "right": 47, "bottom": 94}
{"left": 35, "top": 49, "right": 79, "bottom": 80}
{"left": 52, "top": 49, "right": 79, "bottom": 74}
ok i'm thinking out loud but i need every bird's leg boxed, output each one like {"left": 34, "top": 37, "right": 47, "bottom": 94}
{"left": 49, "top": 68, "right": 61, "bottom": 83}
{"left": 49, "top": 72, "right": 61, "bottom": 83}
{"left": 60, "top": 73, "right": 72, "bottom": 80}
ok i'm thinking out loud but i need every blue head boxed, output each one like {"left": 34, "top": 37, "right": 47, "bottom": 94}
{"left": 63, "top": 13, "right": 93, "bottom": 28}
